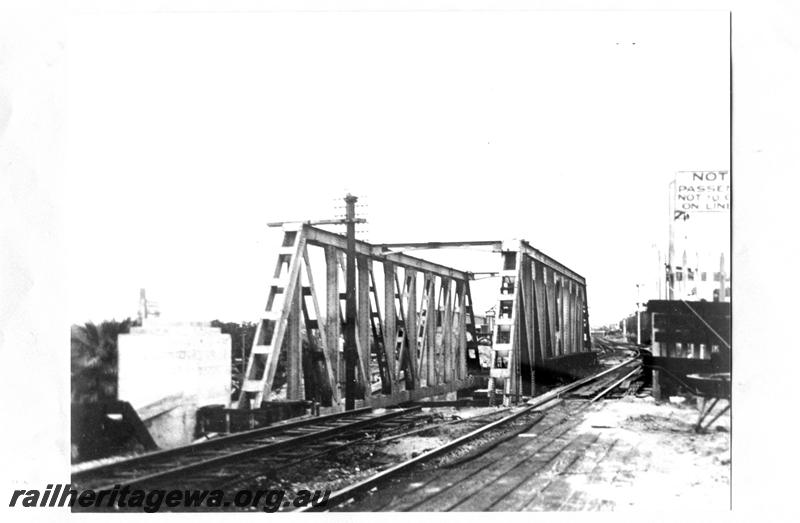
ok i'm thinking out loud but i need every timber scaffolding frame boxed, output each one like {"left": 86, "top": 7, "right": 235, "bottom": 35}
{"left": 237, "top": 227, "right": 591, "bottom": 410}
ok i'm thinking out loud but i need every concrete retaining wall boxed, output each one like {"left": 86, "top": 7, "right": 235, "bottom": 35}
{"left": 117, "top": 321, "right": 231, "bottom": 448}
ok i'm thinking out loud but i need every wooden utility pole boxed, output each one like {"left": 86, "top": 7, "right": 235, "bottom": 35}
{"left": 344, "top": 194, "right": 358, "bottom": 410}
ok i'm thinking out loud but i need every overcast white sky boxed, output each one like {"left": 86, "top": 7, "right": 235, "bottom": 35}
{"left": 59, "top": 9, "right": 730, "bottom": 326}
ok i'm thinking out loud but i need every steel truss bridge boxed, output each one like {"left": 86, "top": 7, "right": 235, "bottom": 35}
{"left": 238, "top": 224, "right": 591, "bottom": 410}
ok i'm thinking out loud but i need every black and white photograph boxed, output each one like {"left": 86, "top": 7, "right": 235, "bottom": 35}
{"left": 1, "top": 0, "right": 798, "bottom": 518}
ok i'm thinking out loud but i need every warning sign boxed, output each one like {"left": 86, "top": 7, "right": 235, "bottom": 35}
{"left": 674, "top": 171, "right": 730, "bottom": 214}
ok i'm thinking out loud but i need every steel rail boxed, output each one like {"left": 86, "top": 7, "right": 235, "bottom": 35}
{"left": 72, "top": 407, "right": 374, "bottom": 479}
{"left": 534, "top": 357, "right": 640, "bottom": 403}
{"left": 590, "top": 366, "right": 642, "bottom": 403}
{"left": 219, "top": 403, "right": 541, "bottom": 499}
{"left": 213, "top": 410, "right": 516, "bottom": 493}
{"left": 374, "top": 407, "right": 514, "bottom": 444}
{"left": 299, "top": 406, "right": 538, "bottom": 511}
{"left": 76, "top": 407, "right": 420, "bottom": 493}
{"left": 298, "top": 358, "right": 640, "bottom": 512}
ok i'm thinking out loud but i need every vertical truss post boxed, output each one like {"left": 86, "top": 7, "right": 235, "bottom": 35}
{"left": 564, "top": 279, "right": 570, "bottom": 353}
{"left": 426, "top": 276, "right": 437, "bottom": 387}
{"left": 562, "top": 281, "right": 569, "bottom": 355}
{"left": 565, "top": 280, "right": 573, "bottom": 354}
{"left": 441, "top": 277, "right": 453, "bottom": 384}
{"left": 508, "top": 258, "right": 523, "bottom": 404}
{"left": 434, "top": 281, "right": 444, "bottom": 385}
{"left": 582, "top": 286, "right": 592, "bottom": 351}
{"left": 575, "top": 282, "right": 582, "bottom": 352}
{"left": 488, "top": 241, "right": 523, "bottom": 406}
{"left": 324, "top": 247, "right": 341, "bottom": 399}
{"left": 520, "top": 256, "right": 536, "bottom": 396}
{"left": 367, "top": 261, "right": 392, "bottom": 394}
{"left": 568, "top": 282, "right": 574, "bottom": 352}
{"left": 301, "top": 248, "right": 339, "bottom": 406}
{"left": 545, "top": 268, "right": 557, "bottom": 359}
{"left": 417, "top": 273, "right": 433, "bottom": 387}
{"left": 454, "top": 280, "right": 466, "bottom": 381}
{"left": 286, "top": 276, "right": 303, "bottom": 400}
{"left": 556, "top": 276, "right": 564, "bottom": 356}
{"left": 403, "top": 270, "right": 418, "bottom": 389}
{"left": 357, "top": 255, "right": 372, "bottom": 397}
{"left": 568, "top": 281, "right": 576, "bottom": 354}
{"left": 574, "top": 285, "right": 581, "bottom": 351}
{"left": 383, "top": 262, "right": 399, "bottom": 392}
{"left": 533, "top": 261, "right": 547, "bottom": 366}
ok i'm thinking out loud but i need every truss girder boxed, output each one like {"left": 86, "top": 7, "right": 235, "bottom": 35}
{"left": 237, "top": 225, "right": 475, "bottom": 409}
{"left": 238, "top": 227, "right": 589, "bottom": 410}
{"left": 487, "top": 241, "right": 592, "bottom": 405}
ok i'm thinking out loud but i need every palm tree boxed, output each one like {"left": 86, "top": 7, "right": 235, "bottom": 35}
{"left": 71, "top": 319, "right": 134, "bottom": 403}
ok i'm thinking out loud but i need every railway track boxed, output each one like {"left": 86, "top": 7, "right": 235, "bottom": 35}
{"left": 71, "top": 406, "right": 428, "bottom": 495}
{"left": 302, "top": 357, "right": 643, "bottom": 512}
{"left": 71, "top": 357, "right": 642, "bottom": 512}
{"left": 592, "top": 335, "right": 642, "bottom": 358}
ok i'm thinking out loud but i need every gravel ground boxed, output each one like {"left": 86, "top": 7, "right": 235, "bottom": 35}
{"left": 579, "top": 394, "right": 730, "bottom": 510}
{"left": 237, "top": 405, "right": 522, "bottom": 505}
